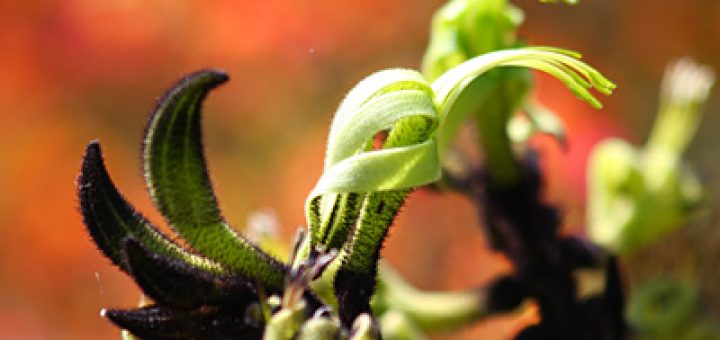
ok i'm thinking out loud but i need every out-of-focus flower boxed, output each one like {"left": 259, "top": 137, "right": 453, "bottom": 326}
{"left": 588, "top": 58, "right": 715, "bottom": 255}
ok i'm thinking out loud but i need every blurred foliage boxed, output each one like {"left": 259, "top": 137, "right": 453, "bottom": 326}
{"left": 588, "top": 59, "right": 714, "bottom": 255}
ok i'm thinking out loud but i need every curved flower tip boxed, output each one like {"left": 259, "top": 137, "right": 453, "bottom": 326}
{"left": 432, "top": 47, "right": 615, "bottom": 127}
{"left": 539, "top": 0, "right": 579, "bottom": 4}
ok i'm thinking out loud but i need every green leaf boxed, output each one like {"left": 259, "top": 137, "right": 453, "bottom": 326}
{"left": 78, "top": 141, "right": 223, "bottom": 274}
{"left": 143, "top": 69, "right": 285, "bottom": 291}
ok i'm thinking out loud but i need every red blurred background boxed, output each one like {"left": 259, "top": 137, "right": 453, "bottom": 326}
{"left": 0, "top": 0, "right": 718, "bottom": 338}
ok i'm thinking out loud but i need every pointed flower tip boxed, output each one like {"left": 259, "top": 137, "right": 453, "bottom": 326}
{"left": 101, "top": 308, "right": 126, "bottom": 324}
{"left": 80, "top": 140, "right": 111, "bottom": 185}
{"left": 532, "top": 46, "right": 582, "bottom": 59}
{"left": 594, "top": 76, "right": 617, "bottom": 94}
{"left": 187, "top": 68, "right": 230, "bottom": 86}
{"left": 82, "top": 140, "right": 102, "bottom": 164}
{"left": 164, "top": 69, "right": 230, "bottom": 101}
{"left": 78, "top": 140, "right": 108, "bottom": 194}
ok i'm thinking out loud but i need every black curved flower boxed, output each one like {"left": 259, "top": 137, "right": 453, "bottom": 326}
{"left": 78, "top": 70, "right": 294, "bottom": 339}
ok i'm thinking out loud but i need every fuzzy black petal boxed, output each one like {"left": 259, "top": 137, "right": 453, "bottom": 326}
{"left": 104, "top": 305, "right": 262, "bottom": 340}
{"left": 122, "top": 237, "right": 257, "bottom": 310}
{"left": 78, "top": 141, "right": 184, "bottom": 272}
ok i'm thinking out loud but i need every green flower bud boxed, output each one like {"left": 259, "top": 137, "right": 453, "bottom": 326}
{"left": 263, "top": 300, "right": 307, "bottom": 340}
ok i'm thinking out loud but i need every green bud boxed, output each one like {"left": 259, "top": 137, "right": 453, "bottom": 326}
{"left": 263, "top": 300, "right": 307, "bottom": 340}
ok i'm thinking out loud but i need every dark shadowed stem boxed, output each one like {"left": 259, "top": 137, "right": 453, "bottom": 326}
{"left": 446, "top": 151, "right": 626, "bottom": 339}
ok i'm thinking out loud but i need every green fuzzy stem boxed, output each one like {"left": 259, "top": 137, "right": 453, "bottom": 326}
{"left": 340, "top": 115, "right": 433, "bottom": 276}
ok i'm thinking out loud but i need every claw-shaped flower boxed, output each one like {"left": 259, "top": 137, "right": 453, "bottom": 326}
{"left": 78, "top": 70, "right": 292, "bottom": 338}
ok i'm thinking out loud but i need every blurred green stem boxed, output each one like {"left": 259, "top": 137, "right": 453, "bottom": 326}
{"left": 372, "top": 264, "right": 488, "bottom": 332}
{"left": 472, "top": 71, "right": 527, "bottom": 186}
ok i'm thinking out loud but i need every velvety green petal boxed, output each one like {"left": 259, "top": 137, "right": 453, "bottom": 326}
{"left": 142, "top": 69, "right": 285, "bottom": 290}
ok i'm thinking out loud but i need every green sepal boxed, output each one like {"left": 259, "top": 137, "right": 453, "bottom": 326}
{"left": 78, "top": 141, "right": 223, "bottom": 274}
{"left": 143, "top": 69, "right": 285, "bottom": 290}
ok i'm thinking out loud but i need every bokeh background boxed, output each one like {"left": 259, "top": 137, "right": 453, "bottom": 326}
{"left": 1, "top": 0, "right": 719, "bottom": 338}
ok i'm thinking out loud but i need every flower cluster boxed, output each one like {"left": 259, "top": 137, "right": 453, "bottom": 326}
{"left": 78, "top": 2, "right": 616, "bottom": 338}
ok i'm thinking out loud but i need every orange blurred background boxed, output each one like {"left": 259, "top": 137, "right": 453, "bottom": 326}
{"left": 0, "top": 0, "right": 719, "bottom": 338}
